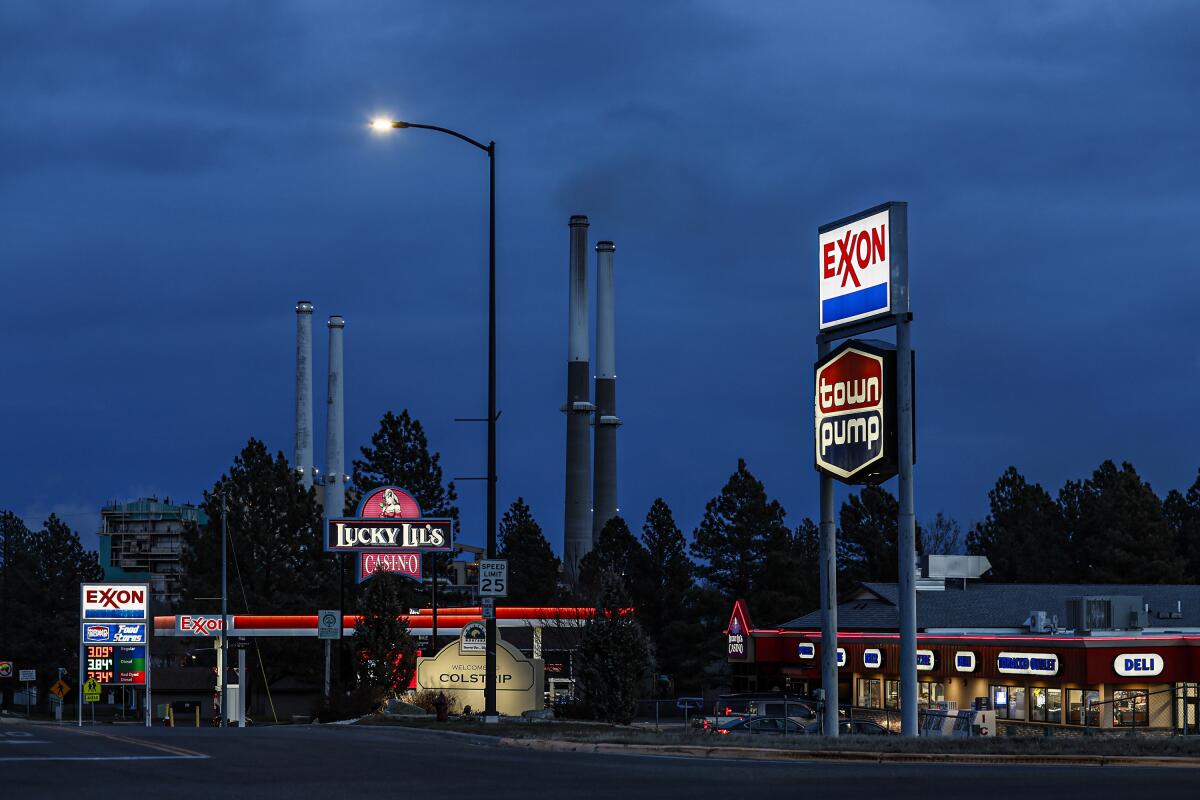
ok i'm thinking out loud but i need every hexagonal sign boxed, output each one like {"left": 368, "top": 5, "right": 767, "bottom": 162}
{"left": 814, "top": 339, "right": 901, "bottom": 485}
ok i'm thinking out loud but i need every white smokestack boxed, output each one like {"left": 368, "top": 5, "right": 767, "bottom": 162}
{"left": 592, "top": 241, "right": 620, "bottom": 540}
{"left": 295, "top": 300, "right": 314, "bottom": 489}
{"left": 324, "top": 315, "right": 345, "bottom": 518}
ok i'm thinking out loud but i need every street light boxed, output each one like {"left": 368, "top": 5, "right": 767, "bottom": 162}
{"left": 370, "top": 116, "right": 499, "bottom": 722}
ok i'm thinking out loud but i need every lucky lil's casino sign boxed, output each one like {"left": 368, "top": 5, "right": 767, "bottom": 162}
{"left": 326, "top": 486, "right": 453, "bottom": 583}
{"left": 815, "top": 339, "right": 909, "bottom": 484}
{"left": 818, "top": 202, "right": 908, "bottom": 331}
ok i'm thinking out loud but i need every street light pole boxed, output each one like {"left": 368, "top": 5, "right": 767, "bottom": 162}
{"left": 372, "top": 117, "right": 498, "bottom": 720}
{"left": 220, "top": 488, "right": 228, "bottom": 728}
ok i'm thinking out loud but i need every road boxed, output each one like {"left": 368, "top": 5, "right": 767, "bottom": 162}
{"left": 2, "top": 720, "right": 1198, "bottom": 799}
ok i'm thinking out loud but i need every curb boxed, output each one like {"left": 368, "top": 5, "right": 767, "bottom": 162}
{"left": 496, "top": 737, "right": 1200, "bottom": 768}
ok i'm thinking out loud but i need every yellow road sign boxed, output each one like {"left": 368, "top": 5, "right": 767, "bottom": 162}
{"left": 50, "top": 679, "right": 70, "bottom": 699}
{"left": 83, "top": 677, "right": 101, "bottom": 703}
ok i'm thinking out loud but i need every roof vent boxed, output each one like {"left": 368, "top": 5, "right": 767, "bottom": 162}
{"left": 921, "top": 555, "right": 991, "bottom": 581}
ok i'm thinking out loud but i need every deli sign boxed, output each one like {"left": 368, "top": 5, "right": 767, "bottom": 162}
{"left": 815, "top": 339, "right": 903, "bottom": 484}
{"left": 81, "top": 583, "right": 147, "bottom": 620}
{"left": 1114, "top": 653, "right": 1163, "bottom": 677}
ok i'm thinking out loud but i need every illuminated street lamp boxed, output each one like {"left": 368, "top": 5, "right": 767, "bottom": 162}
{"left": 370, "top": 116, "right": 499, "bottom": 721}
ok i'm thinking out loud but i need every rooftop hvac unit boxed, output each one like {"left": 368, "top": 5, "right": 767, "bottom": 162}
{"left": 1066, "top": 596, "right": 1146, "bottom": 632}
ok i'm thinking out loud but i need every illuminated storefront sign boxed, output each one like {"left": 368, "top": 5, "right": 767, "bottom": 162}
{"left": 997, "top": 652, "right": 1058, "bottom": 676}
{"left": 176, "top": 615, "right": 225, "bottom": 636}
{"left": 81, "top": 583, "right": 148, "bottom": 620}
{"left": 797, "top": 642, "right": 815, "bottom": 659}
{"left": 863, "top": 648, "right": 883, "bottom": 669}
{"left": 82, "top": 623, "right": 146, "bottom": 644}
{"left": 727, "top": 601, "right": 752, "bottom": 660}
{"left": 955, "top": 651, "right": 976, "bottom": 672}
{"left": 916, "top": 649, "right": 935, "bottom": 671}
{"left": 1113, "top": 653, "right": 1163, "bottom": 677}
{"left": 837, "top": 648, "right": 847, "bottom": 667}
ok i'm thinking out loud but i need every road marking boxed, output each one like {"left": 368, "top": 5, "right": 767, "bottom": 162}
{"left": 0, "top": 754, "right": 208, "bottom": 763}
{"left": 0, "top": 740, "right": 51, "bottom": 745}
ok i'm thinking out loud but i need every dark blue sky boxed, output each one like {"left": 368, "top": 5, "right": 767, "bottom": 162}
{"left": 3, "top": 2, "right": 1198, "bottom": 556}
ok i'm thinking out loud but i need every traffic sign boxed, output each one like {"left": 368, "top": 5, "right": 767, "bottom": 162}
{"left": 83, "top": 677, "right": 101, "bottom": 703}
{"left": 18, "top": 669, "right": 35, "bottom": 682}
{"left": 479, "top": 560, "right": 508, "bottom": 597}
{"left": 481, "top": 597, "right": 495, "bottom": 620}
{"left": 317, "top": 610, "right": 341, "bottom": 640}
{"left": 50, "top": 680, "right": 70, "bottom": 699}
{"left": 0, "top": 661, "right": 11, "bottom": 678}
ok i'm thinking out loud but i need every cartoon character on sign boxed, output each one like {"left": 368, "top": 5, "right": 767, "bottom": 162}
{"left": 379, "top": 488, "right": 404, "bottom": 517}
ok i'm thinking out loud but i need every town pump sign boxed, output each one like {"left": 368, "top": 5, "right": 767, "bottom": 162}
{"left": 814, "top": 339, "right": 907, "bottom": 484}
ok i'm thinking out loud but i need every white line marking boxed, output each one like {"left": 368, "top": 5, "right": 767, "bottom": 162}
{"left": 0, "top": 740, "right": 50, "bottom": 744}
{"left": 0, "top": 754, "right": 208, "bottom": 762}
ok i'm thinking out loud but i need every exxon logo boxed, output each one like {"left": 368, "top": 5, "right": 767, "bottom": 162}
{"left": 180, "top": 616, "right": 224, "bottom": 636}
{"left": 86, "top": 587, "right": 145, "bottom": 609}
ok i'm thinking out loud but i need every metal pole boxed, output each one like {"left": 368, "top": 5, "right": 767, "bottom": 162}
{"left": 818, "top": 339, "right": 839, "bottom": 739}
{"left": 238, "top": 646, "right": 246, "bottom": 727}
{"left": 323, "top": 640, "right": 331, "bottom": 704}
{"left": 431, "top": 554, "right": 438, "bottom": 653}
{"left": 221, "top": 490, "right": 228, "bottom": 728}
{"left": 485, "top": 141, "right": 498, "bottom": 721}
{"left": 896, "top": 313, "right": 917, "bottom": 736}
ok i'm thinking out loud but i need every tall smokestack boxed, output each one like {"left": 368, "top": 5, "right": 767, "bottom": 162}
{"left": 563, "top": 215, "right": 593, "bottom": 581}
{"left": 324, "top": 315, "right": 345, "bottom": 519}
{"left": 592, "top": 241, "right": 620, "bottom": 541}
{"left": 295, "top": 301, "right": 314, "bottom": 489}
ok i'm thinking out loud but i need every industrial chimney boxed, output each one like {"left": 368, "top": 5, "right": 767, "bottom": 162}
{"left": 324, "top": 315, "right": 345, "bottom": 519}
{"left": 294, "top": 301, "right": 314, "bottom": 489}
{"left": 563, "top": 216, "right": 593, "bottom": 581}
{"left": 592, "top": 241, "right": 620, "bottom": 542}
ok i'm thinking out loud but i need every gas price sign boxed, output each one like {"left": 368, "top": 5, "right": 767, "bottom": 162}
{"left": 86, "top": 644, "right": 146, "bottom": 685}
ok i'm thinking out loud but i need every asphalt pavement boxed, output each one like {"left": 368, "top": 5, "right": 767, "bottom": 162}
{"left": 2, "top": 719, "right": 1198, "bottom": 799}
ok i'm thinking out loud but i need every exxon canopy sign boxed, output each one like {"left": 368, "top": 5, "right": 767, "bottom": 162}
{"left": 818, "top": 203, "right": 908, "bottom": 331}
{"left": 81, "top": 583, "right": 148, "bottom": 620}
{"left": 814, "top": 339, "right": 904, "bottom": 484}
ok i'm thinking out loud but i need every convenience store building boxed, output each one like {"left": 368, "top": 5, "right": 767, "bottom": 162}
{"left": 727, "top": 561, "right": 1200, "bottom": 733}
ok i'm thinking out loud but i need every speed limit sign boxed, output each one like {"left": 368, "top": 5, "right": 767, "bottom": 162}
{"left": 479, "top": 560, "right": 508, "bottom": 597}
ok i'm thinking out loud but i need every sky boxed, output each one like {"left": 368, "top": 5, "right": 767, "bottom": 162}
{"left": 2, "top": 1, "right": 1198, "bottom": 558}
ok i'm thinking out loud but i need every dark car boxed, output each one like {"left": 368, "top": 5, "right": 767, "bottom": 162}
{"left": 710, "top": 715, "right": 808, "bottom": 737}
{"left": 803, "top": 719, "right": 892, "bottom": 736}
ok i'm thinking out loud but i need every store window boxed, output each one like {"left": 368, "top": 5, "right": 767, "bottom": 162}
{"left": 857, "top": 678, "right": 882, "bottom": 709}
{"left": 1112, "top": 690, "right": 1148, "bottom": 727}
{"left": 991, "top": 684, "right": 1026, "bottom": 720}
{"left": 885, "top": 680, "right": 900, "bottom": 710}
{"left": 918, "top": 681, "right": 946, "bottom": 708}
{"left": 1066, "top": 689, "right": 1100, "bottom": 726}
{"left": 1030, "top": 687, "right": 1062, "bottom": 723}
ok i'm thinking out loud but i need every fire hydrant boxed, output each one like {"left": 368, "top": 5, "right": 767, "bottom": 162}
{"left": 433, "top": 692, "right": 449, "bottom": 723}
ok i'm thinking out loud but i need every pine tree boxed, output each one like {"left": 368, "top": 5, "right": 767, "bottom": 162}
{"left": 690, "top": 459, "right": 788, "bottom": 602}
{"left": 837, "top": 486, "right": 912, "bottom": 586}
{"left": 575, "top": 577, "right": 650, "bottom": 724}
{"left": 1164, "top": 469, "right": 1200, "bottom": 584}
{"left": 1061, "top": 461, "right": 1182, "bottom": 583}
{"left": 753, "top": 518, "right": 821, "bottom": 628}
{"left": 966, "top": 467, "right": 1066, "bottom": 581}
{"left": 578, "top": 516, "right": 647, "bottom": 599}
{"left": 354, "top": 571, "right": 418, "bottom": 693}
{"left": 636, "top": 499, "right": 704, "bottom": 687}
{"left": 497, "top": 498, "right": 560, "bottom": 604}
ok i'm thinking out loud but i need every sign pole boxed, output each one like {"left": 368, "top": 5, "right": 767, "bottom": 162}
{"left": 324, "top": 639, "right": 331, "bottom": 703}
{"left": 896, "top": 311, "right": 917, "bottom": 736}
{"left": 220, "top": 490, "right": 228, "bottom": 728}
{"left": 817, "top": 338, "right": 839, "bottom": 738}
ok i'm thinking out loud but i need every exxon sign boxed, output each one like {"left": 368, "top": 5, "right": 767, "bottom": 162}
{"left": 814, "top": 339, "right": 901, "bottom": 485}
{"left": 81, "top": 583, "right": 148, "bottom": 620}
{"left": 818, "top": 202, "right": 908, "bottom": 331}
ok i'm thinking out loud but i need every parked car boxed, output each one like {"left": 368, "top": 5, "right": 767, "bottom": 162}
{"left": 694, "top": 692, "right": 811, "bottom": 731}
{"left": 709, "top": 715, "right": 809, "bottom": 737}
{"left": 803, "top": 719, "right": 892, "bottom": 736}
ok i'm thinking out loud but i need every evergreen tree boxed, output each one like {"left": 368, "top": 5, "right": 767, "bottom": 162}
{"left": 575, "top": 577, "right": 650, "bottom": 724}
{"left": 497, "top": 498, "right": 560, "bottom": 604}
{"left": 966, "top": 467, "right": 1066, "bottom": 582}
{"left": 690, "top": 459, "right": 788, "bottom": 602}
{"left": 753, "top": 518, "right": 820, "bottom": 628}
{"left": 1060, "top": 460, "right": 1182, "bottom": 583}
{"left": 180, "top": 438, "right": 335, "bottom": 686}
{"left": 0, "top": 512, "right": 101, "bottom": 710}
{"left": 636, "top": 499, "right": 704, "bottom": 688}
{"left": 1164, "top": 469, "right": 1200, "bottom": 584}
{"left": 838, "top": 486, "right": 917, "bottom": 586}
{"left": 578, "top": 516, "right": 648, "bottom": 599}
{"left": 354, "top": 571, "right": 418, "bottom": 693}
